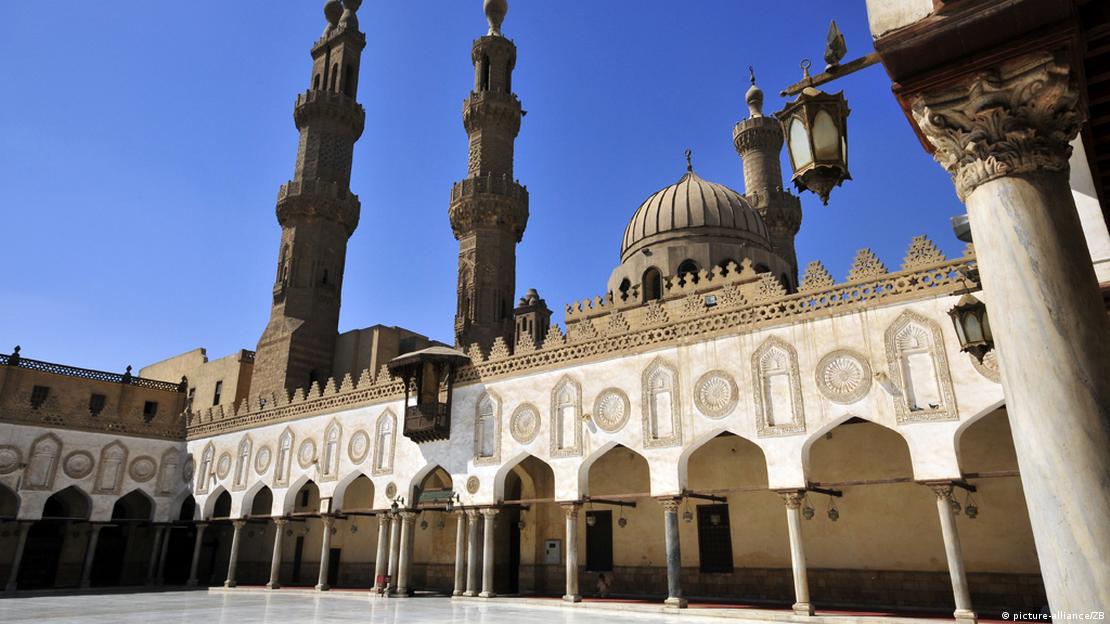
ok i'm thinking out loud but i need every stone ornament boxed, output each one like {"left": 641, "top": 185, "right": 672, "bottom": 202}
{"left": 592, "top": 388, "right": 630, "bottom": 433}
{"left": 94, "top": 440, "right": 129, "bottom": 495}
{"left": 129, "top": 456, "right": 158, "bottom": 483}
{"left": 884, "top": 309, "right": 958, "bottom": 424}
{"left": 25, "top": 433, "right": 63, "bottom": 491}
{"left": 156, "top": 449, "right": 180, "bottom": 496}
{"left": 61, "top": 450, "right": 94, "bottom": 479}
{"left": 255, "top": 446, "right": 273, "bottom": 475}
{"left": 297, "top": 439, "right": 317, "bottom": 469}
{"left": 466, "top": 475, "right": 480, "bottom": 495}
{"left": 474, "top": 392, "right": 502, "bottom": 466}
{"left": 693, "top": 370, "right": 739, "bottom": 419}
{"left": 371, "top": 410, "right": 396, "bottom": 476}
{"left": 348, "top": 430, "right": 370, "bottom": 464}
{"left": 752, "top": 336, "right": 806, "bottom": 437}
{"left": 385, "top": 482, "right": 397, "bottom": 500}
{"left": 509, "top": 403, "right": 540, "bottom": 444}
{"left": 815, "top": 350, "right": 873, "bottom": 404}
{"left": 549, "top": 375, "right": 584, "bottom": 458}
{"left": 216, "top": 452, "right": 232, "bottom": 479}
{"left": 971, "top": 349, "right": 1001, "bottom": 384}
{"left": 182, "top": 456, "right": 195, "bottom": 484}
{"left": 0, "top": 445, "right": 22, "bottom": 475}
{"left": 641, "top": 358, "right": 683, "bottom": 449}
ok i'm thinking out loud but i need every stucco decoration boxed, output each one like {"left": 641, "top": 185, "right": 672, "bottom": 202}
{"left": 593, "top": 388, "right": 630, "bottom": 433}
{"left": 971, "top": 349, "right": 1001, "bottom": 383}
{"left": 0, "top": 445, "right": 23, "bottom": 475}
{"left": 216, "top": 452, "right": 232, "bottom": 480}
{"left": 232, "top": 435, "right": 252, "bottom": 491}
{"left": 885, "top": 310, "right": 958, "bottom": 424}
{"left": 509, "top": 403, "right": 540, "bottom": 444}
{"left": 693, "top": 370, "right": 739, "bottom": 419}
{"left": 156, "top": 448, "right": 179, "bottom": 496}
{"left": 752, "top": 336, "right": 806, "bottom": 437}
{"left": 321, "top": 419, "right": 342, "bottom": 482}
{"left": 642, "top": 358, "right": 683, "bottom": 448}
{"left": 182, "top": 456, "right": 195, "bottom": 485}
{"left": 129, "top": 456, "right": 158, "bottom": 483}
{"left": 274, "top": 428, "right": 294, "bottom": 488}
{"left": 385, "top": 482, "right": 397, "bottom": 500}
{"left": 197, "top": 442, "right": 215, "bottom": 494}
{"left": 550, "top": 376, "right": 584, "bottom": 458}
{"left": 255, "top": 445, "right": 273, "bottom": 475}
{"left": 94, "top": 441, "right": 129, "bottom": 495}
{"left": 466, "top": 475, "right": 480, "bottom": 495}
{"left": 297, "top": 439, "right": 317, "bottom": 470}
{"left": 815, "top": 349, "right": 873, "bottom": 405}
{"left": 348, "top": 430, "right": 370, "bottom": 464}
{"left": 474, "top": 391, "right": 501, "bottom": 465}
{"left": 24, "top": 434, "right": 62, "bottom": 491}
{"left": 372, "top": 409, "right": 397, "bottom": 476}
{"left": 62, "top": 450, "right": 94, "bottom": 480}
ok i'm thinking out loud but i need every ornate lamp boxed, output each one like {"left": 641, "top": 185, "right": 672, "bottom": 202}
{"left": 947, "top": 295, "right": 993, "bottom": 363}
{"left": 776, "top": 63, "right": 852, "bottom": 205}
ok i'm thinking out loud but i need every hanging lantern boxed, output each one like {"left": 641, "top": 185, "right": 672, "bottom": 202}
{"left": 826, "top": 494, "right": 839, "bottom": 522}
{"left": 420, "top": 519, "right": 429, "bottom": 530}
{"left": 517, "top": 519, "right": 526, "bottom": 530}
{"left": 586, "top": 514, "right": 597, "bottom": 528}
{"left": 617, "top": 516, "right": 627, "bottom": 528}
{"left": 776, "top": 61, "right": 852, "bottom": 205}
{"left": 964, "top": 491, "right": 979, "bottom": 519}
{"left": 947, "top": 295, "right": 994, "bottom": 363}
{"left": 802, "top": 502, "right": 815, "bottom": 520}
{"left": 709, "top": 513, "right": 722, "bottom": 527}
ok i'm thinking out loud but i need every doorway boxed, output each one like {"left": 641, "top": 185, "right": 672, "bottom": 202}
{"left": 585, "top": 510, "right": 613, "bottom": 572}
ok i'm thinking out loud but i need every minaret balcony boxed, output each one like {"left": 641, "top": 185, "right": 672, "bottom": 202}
{"left": 463, "top": 90, "right": 522, "bottom": 135}
{"left": 294, "top": 90, "right": 366, "bottom": 137}
{"left": 276, "top": 180, "right": 361, "bottom": 234}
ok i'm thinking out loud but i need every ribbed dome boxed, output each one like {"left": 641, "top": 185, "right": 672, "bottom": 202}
{"left": 621, "top": 169, "right": 770, "bottom": 260}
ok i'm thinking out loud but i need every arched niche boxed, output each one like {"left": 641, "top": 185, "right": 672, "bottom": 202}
{"left": 112, "top": 489, "right": 154, "bottom": 521}
{"left": 249, "top": 486, "right": 273, "bottom": 517}
{"left": 43, "top": 485, "right": 91, "bottom": 520}
{"left": 0, "top": 482, "right": 20, "bottom": 518}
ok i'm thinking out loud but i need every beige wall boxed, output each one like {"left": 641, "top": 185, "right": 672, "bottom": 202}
{"left": 332, "top": 325, "right": 438, "bottom": 384}
{"left": 141, "top": 348, "right": 253, "bottom": 412}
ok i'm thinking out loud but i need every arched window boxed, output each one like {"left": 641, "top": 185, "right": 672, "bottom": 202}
{"left": 642, "top": 359, "right": 682, "bottom": 447}
{"left": 677, "top": 259, "right": 700, "bottom": 285}
{"left": 198, "top": 442, "right": 215, "bottom": 494}
{"left": 343, "top": 66, "right": 355, "bottom": 97}
{"left": 322, "top": 420, "right": 341, "bottom": 481}
{"left": 480, "top": 55, "right": 491, "bottom": 91}
{"left": 313, "top": 73, "right": 321, "bottom": 90}
{"left": 94, "top": 441, "right": 128, "bottom": 495}
{"left": 274, "top": 428, "right": 294, "bottom": 488}
{"left": 329, "top": 63, "right": 339, "bottom": 91}
{"left": 157, "top": 448, "right": 180, "bottom": 496}
{"left": 373, "top": 410, "right": 396, "bottom": 475}
{"left": 25, "top": 434, "right": 62, "bottom": 491}
{"left": 233, "top": 435, "right": 252, "bottom": 490}
{"left": 550, "top": 377, "right": 582, "bottom": 458}
{"left": 642, "top": 267, "right": 662, "bottom": 302}
{"left": 475, "top": 393, "right": 498, "bottom": 463}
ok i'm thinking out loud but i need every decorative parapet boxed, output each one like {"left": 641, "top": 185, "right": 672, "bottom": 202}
{"left": 185, "top": 235, "right": 977, "bottom": 439}
{"left": 293, "top": 89, "right": 366, "bottom": 135}
{"left": 1, "top": 351, "right": 184, "bottom": 393}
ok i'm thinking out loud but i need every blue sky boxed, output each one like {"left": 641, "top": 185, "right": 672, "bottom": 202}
{"left": 0, "top": 1, "right": 962, "bottom": 375}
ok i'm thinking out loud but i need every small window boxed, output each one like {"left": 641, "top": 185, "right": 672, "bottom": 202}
{"left": 143, "top": 401, "right": 159, "bottom": 423}
{"left": 89, "top": 393, "right": 107, "bottom": 417}
{"left": 642, "top": 268, "right": 663, "bottom": 302}
{"left": 30, "top": 385, "right": 49, "bottom": 409}
{"left": 212, "top": 380, "right": 223, "bottom": 406}
{"left": 677, "top": 259, "right": 700, "bottom": 284}
{"left": 299, "top": 489, "right": 310, "bottom": 508}
{"left": 185, "top": 388, "right": 195, "bottom": 412}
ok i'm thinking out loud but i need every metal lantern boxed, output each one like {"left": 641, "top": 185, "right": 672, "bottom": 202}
{"left": 586, "top": 514, "right": 597, "bottom": 528}
{"left": 802, "top": 502, "right": 815, "bottom": 520}
{"left": 420, "top": 519, "right": 429, "bottom": 530}
{"left": 776, "top": 65, "right": 852, "bottom": 205}
{"left": 948, "top": 295, "right": 993, "bottom": 363}
{"left": 617, "top": 516, "right": 627, "bottom": 528}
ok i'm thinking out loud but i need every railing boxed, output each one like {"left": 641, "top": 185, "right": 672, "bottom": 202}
{"left": 1, "top": 351, "right": 183, "bottom": 393}
{"left": 403, "top": 403, "right": 451, "bottom": 443}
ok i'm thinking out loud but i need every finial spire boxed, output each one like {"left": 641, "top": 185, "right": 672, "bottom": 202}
{"left": 685, "top": 149, "right": 693, "bottom": 172}
{"left": 749, "top": 65, "right": 756, "bottom": 86}
{"left": 745, "top": 65, "right": 764, "bottom": 118}
{"left": 485, "top": 0, "right": 508, "bottom": 36}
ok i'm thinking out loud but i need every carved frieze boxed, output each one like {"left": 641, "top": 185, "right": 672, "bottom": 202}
{"left": 0, "top": 445, "right": 23, "bottom": 475}
{"left": 297, "top": 439, "right": 317, "bottom": 470}
{"left": 129, "top": 456, "right": 157, "bottom": 483}
{"left": 255, "top": 445, "right": 273, "bottom": 475}
{"left": 348, "top": 430, "right": 370, "bottom": 464}
{"left": 62, "top": 450, "right": 94, "bottom": 480}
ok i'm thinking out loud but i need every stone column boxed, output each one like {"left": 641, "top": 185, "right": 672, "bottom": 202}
{"left": 4, "top": 521, "right": 31, "bottom": 592}
{"left": 187, "top": 522, "right": 208, "bottom": 587}
{"left": 267, "top": 518, "right": 288, "bottom": 590}
{"left": 79, "top": 523, "right": 104, "bottom": 589}
{"left": 912, "top": 50, "right": 1110, "bottom": 611}
{"left": 396, "top": 510, "right": 417, "bottom": 596}
{"left": 779, "top": 491, "right": 814, "bottom": 616}
{"left": 561, "top": 503, "right": 581, "bottom": 603}
{"left": 929, "top": 485, "right": 977, "bottom": 624}
{"left": 155, "top": 525, "right": 172, "bottom": 585}
{"left": 479, "top": 508, "right": 498, "bottom": 598}
{"left": 145, "top": 525, "right": 165, "bottom": 585}
{"left": 659, "top": 498, "right": 686, "bottom": 608}
{"left": 463, "top": 509, "right": 480, "bottom": 596}
{"left": 315, "top": 515, "right": 335, "bottom": 591}
{"left": 372, "top": 513, "right": 390, "bottom": 594}
{"left": 386, "top": 512, "right": 401, "bottom": 594}
{"left": 224, "top": 520, "right": 245, "bottom": 588}
{"left": 452, "top": 510, "right": 467, "bottom": 596}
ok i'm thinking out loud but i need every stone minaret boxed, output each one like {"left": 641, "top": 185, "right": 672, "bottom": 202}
{"left": 252, "top": 0, "right": 366, "bottom": 400}
{"left": 733, "top": 71, "right": 802, "bottom": 289}
{"left": 449, "top": 0, "right": 530, "bottom": 352}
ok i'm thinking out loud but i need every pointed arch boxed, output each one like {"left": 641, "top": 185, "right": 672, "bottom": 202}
{"left": 94, "top": 440, "right": 129, "bottom": 495}
{"left": 24, "top": 433, "right": 62, "bottom": 491}
{"left": 641, "top": 357, "right": 682, "bottom": 448}
{"left": 332, "top": 471, "right": 374, "bottom": 511}
{"left": 409, "top": 464, "right": 453, "bottom": 505}
{"left": 550, "top": 375, "right": 583, "bottom": 458}
{"left": 280, "top": 474, "right": 319, "bottom": 514}
{"left": 677, "top": 427, "right": 766, "bottom": 490}
{"left": 494, "top": 452, "right": 555, "bottom": 501}
{"left": 0, "top": 481, "right": 20, "bottom": 518}
{"left": 232, "top": 434, "right": 253, "bottom": 491}
{"left": 321, "top": 418, "right": 342, "bottom": 482}
{"left": 274, "top": 427, "right": 295, "bottom": 488}
{"left": 202, "top": 485, "right": 229, "bottom": 519}
{"left": 474, "top": 390, "right": 502, "bottom": 465}
{"left": 112, "top": 489, "right": 154, "bottom": 521}
{"left": 372, "top": 409, "right": 397, "bottom": 476}
{"left": 580, "top": 443, "right": 651, "bottom": 499}
{"left": 42, "top": 485, "right": 91, "bottom": 520}
{"left": 241, "top": 479, "right": 273, "bottom": 517}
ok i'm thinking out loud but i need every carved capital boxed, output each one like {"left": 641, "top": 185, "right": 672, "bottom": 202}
{"left": 778, "top": 490, "right": 805, "bottom": 509}
{"left": 480, "top": 507, "right": 500, "bottom": 519}
{"left": 273, "top": 517, "right": 289, "bottom": 528}
{"left": 320, "top": 515, "right": 336, "bottom": 528}
{"left": 231, "top": 519, "right": 247, "bottom": 530}
{"left": 910, "top": 50, "right": 1082, "bottom": 201}
{"left": 927, "top": 483, "right": 955, "bottom": 501}
{"left": 398, "top": 510, "right": 418, "bottom": 522}
{"left": 658, "top": 497, "right": 682, "bottom": 513}
{"left": 465, "top": 508, "right": 480, "bottom": 518}
{"left": 560, "top": 503, "right": 580, "bottom": 518}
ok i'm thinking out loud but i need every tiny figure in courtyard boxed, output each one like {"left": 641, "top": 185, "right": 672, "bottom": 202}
{"left": 596, "top": 573, "right": 611, "bottom": 598}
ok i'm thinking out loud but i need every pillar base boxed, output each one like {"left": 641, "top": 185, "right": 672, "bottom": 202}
{"left": 793, "top": 602, "right": 815, "bottom": 616}
{"left": 479, "top": 591, "right": 496, "bottom": 598}
{"left": 462, "top": 590, "right": 477, "bottom": 597}
{"left": 186, "top": 579, "right": 198, "bottom": 588}
{"left": 452, "top": 590, "right": 464, "bottom": 597}
{"left": 4, "top": 584, "right": 16, "bottom": 593}
{"left": 562, "top": 594, "right": 582, "bottom": 603}
{"left": 664, "top": 597, "right": 688, "bottom": 609}
{"left": 266, "top": 582, "right": 281, "bottom": 590}
{"left": 223, "top": 580, "right": 237, "bottom": 588}
{"left": 955, "top": 609, "right": 978, "bottom": 624}
{"left": 315, "top": 583, "right": 330, "bottom": 591}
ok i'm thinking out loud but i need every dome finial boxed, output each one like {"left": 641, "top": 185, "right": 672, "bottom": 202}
{"left": 745, "top": 65, "right": 764, "bottom": 118}
{"left": 685, "top": 149, "right": 693, "bottom": 172}
{"left": 485, "top": 0, "right": 508, "bottom": 36}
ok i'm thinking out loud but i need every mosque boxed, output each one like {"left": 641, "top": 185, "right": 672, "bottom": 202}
{"left": 3, "top": 0, "right": 1109, "bottom": 620}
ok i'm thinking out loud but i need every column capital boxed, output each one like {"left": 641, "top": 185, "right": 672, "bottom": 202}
{"left": 465, "top": 508, "right": 481, "bottom": 518}
{"left": 560, "top": 502, "right": 581, "bottom": 518}
{"left": 398, "top": 510, "right": 418, "bottom": 521}
{"left": 195, "top": 521, "right": 209, "bottom": 529}
{"left": 926, "top": 482, "right": 956, "bottom": 501}
{"left": 657, "top": 497, "right": 682, "bottom": 513}
{"left": 320, "top": 514, "right": 336, "bottom": 528}
{"left": 231, "top": 519, "right": 247, "bottom": 529}
{"left": 910, "top": 49, "right": 1082, "bottom": 202}
{"left": 778, "top": 490, "right": 806, "bottom": 509}
{"left": 273, "top": 517, "right": 289, "bottom": 527}
{"left": 480, "top": 507, "right": 499, "bottom": 518}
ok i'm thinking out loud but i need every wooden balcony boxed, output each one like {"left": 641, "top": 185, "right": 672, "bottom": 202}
{"left": 403, "top": 402, "right": 451, "bottom": 443}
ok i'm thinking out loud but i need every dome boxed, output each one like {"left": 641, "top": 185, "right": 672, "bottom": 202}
{"left": 621, "top": 168, "right": 770, "bottom": 261}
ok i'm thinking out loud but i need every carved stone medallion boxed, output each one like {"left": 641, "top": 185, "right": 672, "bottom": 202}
{"left": 509, "top": 404, "right": 540, "bottom": 444}
{"left": 61, "top": 450, "right": 94, "bottom": 479}
{"left": 348, "top": 430, "right": 370, "bottom": 463}
{"left": 182, "top": 457, "right": 195, "bottom": 483}
{"left": 466, "top": 476, "right": 480, "bottom": 495}
{"left": 129, "top": 456, "right": 157, "bottom": 483}
{"left": 971, "top": 349, "right": 1001, "bottom": 383}
{"left": 255, "top": 446, "right": 273, "bottom": 474}
{"left": 0, "top": 446, "right": 22, "bottom": 475}
{"left": 385, "top": 482, "right": 397, "bottom": 500}
{"left": 592, "top": 388, "right": 630, "bottom": 432}
{"left": 693, "top": 370, "right": 739, "bottom": 419}
{"left": 815, "top": 350, "right": 872, "bottom": 405}
{"left": 297, "top": 439, "right": 317, "bottom": 469}
{"left": 216, "top": 453, "right": 232, "bottom": 479}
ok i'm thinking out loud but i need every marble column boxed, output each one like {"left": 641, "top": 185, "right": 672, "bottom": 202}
{"left": 4, "top": 521, "right": 31, "bottom": 592}
{"left": 929, "top": 485, "right": 977, "bottom": 624}
{"left": 79, "top": 523, "right": 104, "bottom": 589}
{"left": 396, "top": 511, "right": 416, "bottom": 596}
{"left": 659, "top": 498, "right": 686, "bottom": 608}
{"left": 316, "top": 515, "right": 335, "bottom": 591}
{"left": 561, "top": 503, "right": 581, "bottom": 603}
{"left": 912, "top": 50, "right": 1110, "bottom": 611}
{"left": 463, "top": 509, "right": 480, "bottom": 596}
{"left": 224, "top": 520, "right": 245, "bottom": 588}
{"left": 452, "top": 510, "right": 467, "bottom": 596}
{"left": 479, "top": 508, "right": 498, "bottom": 598}
{"left": 372, "top": 513, "right": 390, "bottom": 594}
{"left": 386, "top": 512, "right": 401, "bottom": 594}
{"left": 145, "top": 525, "right": 165, "bottom": 585}
{"left": 155, "top": 525, "right": 172, "bottom": 585}
{"left": 779, "top": 491, "right": 814, "bottom": 616}
{"left": 187, "top": 522, "right": 208, "bottom": 587}
{"left": 267, "top": 518, "right": 288, "bottom": 589}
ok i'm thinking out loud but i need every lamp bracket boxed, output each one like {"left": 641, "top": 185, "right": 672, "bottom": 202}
{"left": 583, "top": 497, "right": 637, "bottom": 509}
{"left": 780, "top": 52, "right": 880, "bottom": 97}
{"left": 682, "top": 490, "right": 728, "bottom": 504}
{"left": 806, "top": 486, "right": 843, "bottom": 498}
